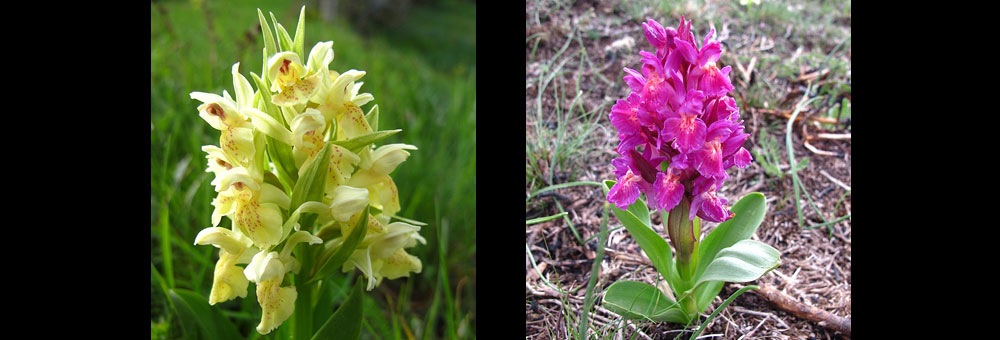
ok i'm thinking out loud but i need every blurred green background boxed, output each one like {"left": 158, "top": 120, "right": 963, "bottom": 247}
{"left": 150, "top": 0, "right": 476, "bottom": 338}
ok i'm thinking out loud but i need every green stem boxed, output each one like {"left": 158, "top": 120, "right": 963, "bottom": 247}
{"left": 294, "top": 244, "right": 315, "bottom": 339}
{"left": 666, "top": 197, "right": 699, "bottom": 281}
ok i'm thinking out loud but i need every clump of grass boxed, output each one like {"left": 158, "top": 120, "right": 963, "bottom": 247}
{"left": 526, "top": 26, "right": 609, "bottom": 195}
{"left": 754, "top": 123, "right": 808, "bottom": 180}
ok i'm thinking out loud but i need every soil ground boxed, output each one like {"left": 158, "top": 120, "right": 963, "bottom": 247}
{"left": 526, "top": 0, "right": 851, "bottom": 339}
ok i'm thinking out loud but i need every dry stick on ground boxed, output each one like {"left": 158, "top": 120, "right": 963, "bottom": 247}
{"left": 758, "top": 108, "right": 840, "bottom": 125}
{"left": 752, "top": 284, "right": 852, "bottom": 336}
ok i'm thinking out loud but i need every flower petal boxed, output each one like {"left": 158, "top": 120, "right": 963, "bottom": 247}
{"left": 607, "top": 169, "right": 642, "bottom": 210}
{"left": 337, "top": 103, "right": 374, "bottom": 139}
{"left": 244, "top": 251, "right": 286, "bottom": 283}
{"left": 367, "top": 144, "right": 417, "bottom": 176}
{"left": 236, "top": 201, "right": 284, "bottom": 250}
{"left": 255, "top": 278, "right": 297, "bottom": 334}
{"left": 623, "top": 67, "right": 645, "bottom": 93}
{"left": 377, "top": 248, "right": 422, "bottom": 280}
{"left": 195, "top": 227, "right": 252, "bottom": 254}
{"left": 329, "top": 185, "right": 369, "bottom": 222}
{"left": 664, "top": 114, "right": 706, "bottom": 153}
{"left": 653, "top": 171, "right": 685, "bottom": 211}
{"left": 208, "top": 251, "right": 250, "bottom": 305}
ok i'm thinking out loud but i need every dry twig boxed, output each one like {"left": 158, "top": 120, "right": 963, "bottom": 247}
{"left": 752, "top": 284, "right": 851, "bottom": 336}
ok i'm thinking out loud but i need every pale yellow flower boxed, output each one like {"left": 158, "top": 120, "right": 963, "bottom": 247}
{"left": 213, "top": 166, "right": 290, "bottom": 249}
{"left": 244, "top": 251, "right": 297, "bottom": 334}
{"left": 328, "top": 185, "right": 370, "bottom": 222}
{"left": 194, "top": 227, "right": 257, "bottom": 305}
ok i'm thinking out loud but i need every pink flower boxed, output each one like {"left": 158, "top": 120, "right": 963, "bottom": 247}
{"left": 607, "top": 17, "right": 752, "bottom": 223}
{"left": 607, "top": 169, "right": 642, "bottom": 210}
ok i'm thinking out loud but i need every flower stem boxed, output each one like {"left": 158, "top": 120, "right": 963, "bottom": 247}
{"left": 666, "top": 197, "right": 700, "bottom": 281}
{"left": 294, "top": 244, "right": 316, "bottom": 338}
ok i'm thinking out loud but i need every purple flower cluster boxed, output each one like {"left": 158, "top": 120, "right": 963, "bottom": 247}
{"left": 607, "top": 17, "right": 752, "bottom": 223}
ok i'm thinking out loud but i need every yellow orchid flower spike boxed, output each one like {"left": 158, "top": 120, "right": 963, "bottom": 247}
{"left": 190, "top": 7, "right": 424, "bottom": 336}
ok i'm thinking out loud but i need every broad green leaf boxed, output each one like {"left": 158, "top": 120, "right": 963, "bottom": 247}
{"left": 693, "top": 240, "right": 780, "bottom": 287}
{"left": 312, "top": 277, "right": 364, "bottom": 340}
{"left": 168, "top": 288, "right": 242, "bottom": 340}
{"left": 690, "top": 193, "right": 768, "bottom": 311}
{"left": 692, "top": 239, "right": 779, "bottom": 313}
{"left": 627, "top": 198, "right": 651, "bottom": 228}
{"left": 331, "top": 129, "right": 401, "bottom": 153}
{"left": 603, "top": 281, "right": 689, "bottom": 324}
{"left": 308, "top": 211, "right": 368, "bottom": 284}
{"left": 694, "top": 280, "right": 725, "bottom": 314}
{"left": 694, "top": 193, "right": 767, "bottom": 280}
{"left": 290, "top": 143, "right": 331, "bottom": 232}
{"left": 604, "top": 180, "right": 678, "bottom": 290}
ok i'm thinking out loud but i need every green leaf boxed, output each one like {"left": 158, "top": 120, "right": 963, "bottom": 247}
{"left": 365, "top": 105, "right": 379, "bottom": 132}
{"left": 525, "top": 212, "right": 567, "bottom": 225}
{"left": 693, "top": 281, "right": 725, "bottom": 315}
{"left": 270, "top": 12, "right": 294, "bottom": 54}
{"left": 308, "top": 211, "right": 368, "bottom": 284}
{"left": 292, "top": 6, "right": 306, "bottom": 57}
{"left": 693, "top": 239, "right": 780, "bottom": 288}
{"left": 249, "top": 73, "right": 280, "bottom": 122}
{"left": 330, "top": 129, "right": 401, "bottom": 153}
{"left": 688, "top": 193, "right": 769, "bottom": 313}
{"left": 694, "top": 193, "right": 767, "bottom": 279}
{"left": 168, "top": 289, "right": 242, "bottom": 340}
{"left": 603, "top": 281, "right": 689, "bottom": 324}
{"left": 688, "top": 285, "right": 759, "bottom": 340}
{"left": 290, "top": 143, "right": 331, "bottom": 232}
{"left": 312, "top": 277, "right": 365, "bottom": 340}
{"left": 604, "top": 180, "right": 678, "bottom": 291}
{"left": 251, "top": 72, "right": 298, "bottom": 187}
{"left": 603, "top": 180, "right": 651, "bottom": 229}
{"left": 257, "top": 9, "right": 277, "bottom": 60}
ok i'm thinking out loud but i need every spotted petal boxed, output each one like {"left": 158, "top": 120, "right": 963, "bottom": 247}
{"left": 255, "top": 278, "right": 297, "bottom": 334}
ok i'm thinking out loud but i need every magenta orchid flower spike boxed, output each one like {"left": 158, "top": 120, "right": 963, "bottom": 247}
{"left": 607, "top": 17, "right": 751, "bottom": 224}
{"left": 601, "top": 19, "right": 779, "bottom": 328}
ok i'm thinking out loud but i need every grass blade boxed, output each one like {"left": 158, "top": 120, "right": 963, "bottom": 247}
{"left": 687, "top": 285, "right": 759, "bottom": 340}
{"left": 578, "top": 202, "right": 609, "bottom": 339}
{"left": 785, "top": 84, "right": 822, "bottom": 227}
{"left": 525, "top": 181, "right": 604, "bottom": 202}
{"left": 525, "top": 212, "right": 568, "bottom": 225}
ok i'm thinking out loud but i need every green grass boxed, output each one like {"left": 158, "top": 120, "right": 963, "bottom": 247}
{"left": 525, "top": 26, "right": 609, "bottom": 197}
{"left": 150, "top": 0, "right": 476, "bottom": 338}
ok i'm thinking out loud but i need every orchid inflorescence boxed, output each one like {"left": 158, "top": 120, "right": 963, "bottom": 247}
{"left": 607, "top": 17, "right": 752, "bottom": 223}
{"left": 190, "top": 7, "right": 424, "bottom": 334}
{"left": 601, "top": 17, "right": 779, "bottom": 327}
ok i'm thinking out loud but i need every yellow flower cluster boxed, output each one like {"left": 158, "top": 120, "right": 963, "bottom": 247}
{"left": 190, "top": 7, "right": 423, "bottom": 335}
